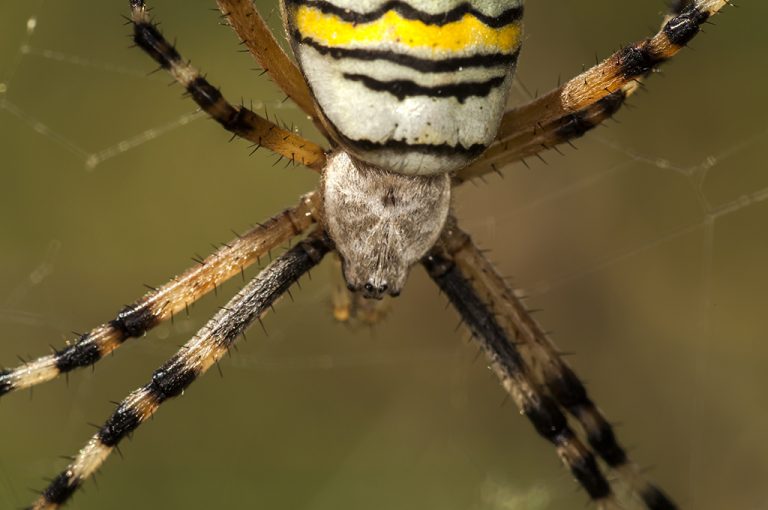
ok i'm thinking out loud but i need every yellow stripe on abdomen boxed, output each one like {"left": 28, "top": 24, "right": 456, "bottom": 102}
{"left": 295, "top": 6, "right": 521, "bottom": 55}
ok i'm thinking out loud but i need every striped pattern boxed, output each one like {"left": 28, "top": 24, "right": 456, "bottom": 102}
{"left": 283, "top": 0, "right": 523, "bottom": 175}
{"left": 131, "top": 4, "right": 326, "bottom": 170}
{"left": 30, "top": 235, "right": 330, "bottom": 510}
{"left": 10, "top": 1, "right": 732, "bottom": 508}
{"left": 458, "top": 0, "right": 727, "bottom": 182}
{"left": 443, "top": 224, "right": 679, "bottom": 510}
{"left": 424, "top": 251, "right": 620, "bottom": 508}
{"left": 0, "top": 194, "right": 319, "bottom": 398}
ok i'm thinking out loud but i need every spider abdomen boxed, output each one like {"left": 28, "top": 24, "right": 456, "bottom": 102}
{"left": 283, "top": 0, "right": 523, "bottom": 175}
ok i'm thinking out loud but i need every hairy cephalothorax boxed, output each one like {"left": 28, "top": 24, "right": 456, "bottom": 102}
{"left": 321, "top": 151, "right": 450, "bottom": 298}
{"left": 2, "top": 1, "right": 732, "bottom": 509}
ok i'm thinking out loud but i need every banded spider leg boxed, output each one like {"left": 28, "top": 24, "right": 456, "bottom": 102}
{"left": 458, "top": 0, "right": 731, "bottom": 182}
{"left": 0, "top": 193, "right": 319, "bottom": 396}
{"left": 29, "top": 233, "right": 330, "bottom": 510}
{"left": 0, "top": 0, "right": 328, "bottom": 398}
{"left": 436, "top": 221, "right": 677, "bottom": 509}
{"left": 129, "top": 0, "right": 326, "bottom": 170}
{"left": 425, "top": 244, "right": 619, "bottom": 509}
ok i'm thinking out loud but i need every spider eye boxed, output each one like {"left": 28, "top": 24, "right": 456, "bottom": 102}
{"left": 364, "top": 283, "right": 374, "bottom": 293}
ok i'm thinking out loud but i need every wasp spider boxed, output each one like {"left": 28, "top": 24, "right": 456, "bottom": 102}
{"left": 0, "top": 0, "right": 730, "bottom": 508}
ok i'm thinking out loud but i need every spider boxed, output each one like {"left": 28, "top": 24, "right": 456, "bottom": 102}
{"left": 0, "top": 0, "right": 730, "bottom": 508}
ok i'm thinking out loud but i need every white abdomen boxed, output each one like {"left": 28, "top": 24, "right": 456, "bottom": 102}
{"left": 284, "top": 0, "right": 524, "bottom": 175}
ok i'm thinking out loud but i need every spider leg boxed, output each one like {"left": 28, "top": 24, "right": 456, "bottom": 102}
{"left": 437, "top": 220, "right": 677, "bottom": 510}
{"left": 0, "top": 193, "right": 320, "bottom": 397}
{"left": 28, "top": 233, "right": 330, "bottom": 510}
{"left": 424, "top": 243, "right": 622, "bottom": 510}
{"left": 457, "top": 0, "right": 730, "bottom": 182}
{"left": 129, "top": 0, "right": 326, "bottom": 170}
{"left": 216, "top": 0, "right": 322, "bottom": 128}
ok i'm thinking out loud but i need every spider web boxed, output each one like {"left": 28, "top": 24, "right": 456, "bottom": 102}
{"left": 0, "top": 1, "right": 766, "bottom": 510}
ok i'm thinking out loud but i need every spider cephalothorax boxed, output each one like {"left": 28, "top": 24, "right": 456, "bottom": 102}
{"left": 0, "top": 1, "right": 731, "bottom": 509}
{"left": 322, "top": 150, "right": 450, "bottom": 298}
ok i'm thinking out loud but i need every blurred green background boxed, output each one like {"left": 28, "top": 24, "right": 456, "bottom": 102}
{"left": 1, "top": 1, "right": 766, "bottom": 509}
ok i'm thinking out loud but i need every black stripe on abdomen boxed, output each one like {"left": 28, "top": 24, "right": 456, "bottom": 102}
{"left": 297, "top": 34, "right": 520, "bottom": 73}
{"left": 343, "top": 73, "right": 506, "bottom": 103}
{"left": 343, "top": 135, "right": 488, "bottom": 159}
{"left": 287, "top": 0, "right": 523, "bottom": 28}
